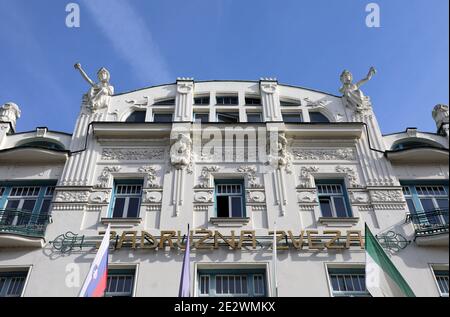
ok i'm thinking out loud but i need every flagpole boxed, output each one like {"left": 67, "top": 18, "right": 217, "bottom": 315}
{"left": 179, "top": 223, "right": 191, "bottom": 297}
{"left": 272, "top": 221, "right": 279, "bottom": 297}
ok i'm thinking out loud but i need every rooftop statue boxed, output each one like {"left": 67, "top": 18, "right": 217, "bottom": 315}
{"left": 339, "top": 67, "right": 376, "bottom": 113}
{"left": 0, "top": 102, "right": 21, "bottom": 131}
{"left": 74, "top": 63, "right": 114, "bottom": 111}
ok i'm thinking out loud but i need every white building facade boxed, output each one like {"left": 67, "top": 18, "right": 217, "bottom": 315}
{"left": 0, "top": 67, "right": 448, "bottom": 297}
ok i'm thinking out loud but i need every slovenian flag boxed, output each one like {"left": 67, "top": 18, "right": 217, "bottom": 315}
{"left": 79, "top": 224, "right": 111, "bottom": 297}
{"left": 178, "top": 224, "right": 191, "bottom": 297}
{"left": 365, "top": 224, "right": 415, "bottom": 297}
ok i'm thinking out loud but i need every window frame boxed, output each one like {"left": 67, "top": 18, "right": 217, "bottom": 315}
{"left": 153, "top": 98, "right": 176, "bottom": 106}
{"left": 316, "top": 180, "right": 352, "bottom": 218}
{"left": 246, "top": 113, "right": 263, "bottom": 123}
{"left": 216, "top": 95, "right": 239, "bottom": 106}
{"left": 216, "top": 112, "right": 240, "bottom": 123}
{"left": 105, "top": 268, "right": 136, "bottom": 297}
{"left": 125, "top": 111, "right": 147, "bottom": 123}
{"left": 432, "top": 269, "right": 449, "bottom": 297}
{"left": 0, "top": 269, "right": 30, "bottom": 297}
{"left": 214, "top": 180, "right": 246, "bottom": 218}
{"left": 194, "top": 96, "right": 210, "bottom": 105}
{"left": 244, "top": 97, "right": 261, "bottom": 105}
{"left": 327, "top": 267, "right": 370, "bottom": 297}
{"left": 152, "top": 112, "right": 174, "bottom": 123}
{"left": 109, "top": 180, "right": 143, "bottom": 219}
{"left": 193, "top": 112, "right": 210, "bottom": 123}
{"left": 309, "top": 112, "right": 330, "bottom": 123}
{"left": 281, "top": 112, "right": 303, "bottom": 123}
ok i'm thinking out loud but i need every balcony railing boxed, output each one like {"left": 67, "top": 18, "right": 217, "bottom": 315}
{"left": 0, "top": 209, "right": 51, "bottom": 238}
{"left": 406, "top": 209, "right": 449, "bottom": 237}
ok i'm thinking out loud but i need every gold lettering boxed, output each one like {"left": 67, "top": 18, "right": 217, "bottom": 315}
{"left": 96, "top": 230, "right": 116, "bottom": 249}
{"left": 117, "top": 231, "right": 138, "bottom": 249}
{"left": 140, "top": 231, "right": 158, "bottom": 249}
{"left": 159, "top": 231, "right": 177, "bottom": 249}
{"left": 238, "top": 230, "right": 257, "bottom": 249}
{"left": 194, "top": 230, "right": 214, "bottom": 250}
{"left": 268, "top": 231, "right": 289, "bottom": 250}
{"left": 288, "top": 230, "right": 305, "bottom": 250}
{"left": 324, "top": 230, "right": 344, "bottom": 249}
{"left": 214, "top": 231, "right": 237, "bottom": 250}
{"left": 307, "top": 230, "right": 324, "bottom": 250}
{"left": 346, "top": 230, "right": 364, "bottom": 249}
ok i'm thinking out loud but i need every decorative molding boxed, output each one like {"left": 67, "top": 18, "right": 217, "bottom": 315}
{"left": 210, "top": 217, "right": 251, "bottom": 227}
{"left": 267, "top": 133, "right": 293, "bottom": 173}
{"left": 372, "top": 203, "right": 406, "bottom": 210}
{"left": 335, "top": 165, "right": 361, "bottom": 188}
{"left": 194, "top": 191, "right": 214, "bottom": 203}
{"left": 292, "top": 148, "right": 355, "bottom": 161}
{"left": 146, "top": 205, "right": 161, "bottom": 212}
{"left": 349, "top": 191, "right": 370, "bottom": 204}
{"left": 298, "top": 205, "right": 316, "bottom": 212}
{"left": 96, "top": 166, "right": 121, "bottom": 188}
{"left": 170, "top": 133, "right": 193, "bottom": 173}
{"left": 370, "top": 190, "right": 404, "bottom": 203}
{"left": 196, "top": 166, "right": 220, "bottom": 188}
{"left": 101, "top": 148, "right": 165, "bottom": 161}
{"left": 318, "top": 217, "right": 360, "bottom": 227}
{"left": 237, "top": 165, "right": 263, "bottom": 188}
{"left": 176, "top": 81, "right": 194, "bottom": 94}
{"left": 55, "top": 191, "right": 89, "bottom": 203}
{"left": 142, "top": 191, "right": 162, "bottom": 203}
{"left": 194, "top": 205, "right": 209, "bottom": 212}
{"left": 138, "top": 166, "right": 161, "bottom": 188}
{"left": 88, "top": 191, "right": 110, "bottom": 204}
{"left": 251, "top": 205, "right": 266, "bottom": 212}
{"left": 260, "top": 82, "right": 277, "bottom": 94}
{"left": 246, "top": 190, "right": 266, "bottom": 203}
{"left": 297, "top": 190, "right": 318, "bottom": 203}
{"left": 297, "top": 166, "right": 319, "bottom": 188}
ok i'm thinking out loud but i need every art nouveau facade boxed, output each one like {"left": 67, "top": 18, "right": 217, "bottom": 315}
{"left": 0, "top": 67, "right": 448, "bottom": 297}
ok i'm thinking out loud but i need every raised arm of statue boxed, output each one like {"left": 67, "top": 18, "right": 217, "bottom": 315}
{"left": 74, "top": 63, "right": 95, "bottom": 87}
{"left": 356, "top": 67, "right": 376, "bottom": 88}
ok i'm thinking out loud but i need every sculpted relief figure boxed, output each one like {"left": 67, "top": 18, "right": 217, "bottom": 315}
{"left": 74, "top": 63, "right": 114, "bottom": 111}
{"left": 0, "top": 102, "right": 21, "bottom": 130}
{"left": 170, "top": 133, "right": 192, "bottom": 170}
{"left": 268, "top": 133, "right": 293, "bottom": 172}
{"left": 339, "top": 67, "right": 376, "bottom": 113}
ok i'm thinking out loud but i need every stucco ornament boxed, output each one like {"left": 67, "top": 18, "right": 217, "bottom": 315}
{"left": 138, "top": 166, "right": 160, "bottom": 188}
{"left": 339, "top": 67, "right": 376, "bottom": 113}
{"left": 0, "top": 102, "right": 21, "bottom": 130}
{"left": 196, "top": 166, "right": 220, "bottom": 188}
{"left": 298, "top": 166, "right": 319, "bottom": 188}
{"left": 74, "top": 63, "right": 114, "bottom": 111}
{"left": 432, "top": 104, "right": 449, "bottom": 130}
{"left": 237, "top": 165, "right": 263, "bottom": 188}
{"left": 268, "top": 133, "right": 293, "bottom": 173}
{"left": 96, "top": 166, "right": 121, "bottom": 188}
{"left": 170, "top": 133, "right": 193, "bottom": 172}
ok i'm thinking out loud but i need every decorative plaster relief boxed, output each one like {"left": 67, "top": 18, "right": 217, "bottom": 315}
{"left": 101, "top": 148, "right": 165, "bottom": 161}
{"left": 196, "top": 166, "right": 220, "bottom": 188}
{"left": 143, "top": 191, "right": 162, "bottom": 203}
{"left": 237, "top": 165, "right": 263, "bottom": 188}
{"left": 370, "top": 190, "right": 404, "bottom": 203}
{"left": 138, "top": 166, "right": 161, "bottom": 188}
{"left": 88, "top": 191, "right": 109, "bottom": 204}
{"left": 349, "top": 191, "right": 370, "bottom": 204}
{"left": 297, "top": 190, "right": 318, "bottom": 203}
{"left": 292, "top": 148, "right": 355, "bottom": 161}
{"left": 55, "top": 191, "right": 89, "bottom": 203}
{"left": 194, "top": 191, "right": 214, "bottom": 203}
{"left": 335, "top": 165, "right": 361, "bottom": 187}
{"left": 246, "top": 190, "right": 266, "bottom": 203}
{"left": 297, "top": 166, "right": 319, "bottom": 188}
{"left": 96, "top": 166, "right": 121, "bottom": 188}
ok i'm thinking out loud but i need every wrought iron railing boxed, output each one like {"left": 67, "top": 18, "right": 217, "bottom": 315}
{"left": 0, "top": 209, "right": 51, "bottom": 238}
{"left": 406, "top": 208, "right": 449, "bottom": 237}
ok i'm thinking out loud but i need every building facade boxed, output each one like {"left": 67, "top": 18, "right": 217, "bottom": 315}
{"left": 0, "top": 67, "right": 448, "bottom": 297}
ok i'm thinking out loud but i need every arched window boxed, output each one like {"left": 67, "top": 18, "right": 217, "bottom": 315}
{"left": 18, "top": 140, "right": 65, "bottom": 151}
{"left": 309, "top": 112, "right": 330, "bottom": 123}
{"left": 126, "top": 111, "right": 146, "bottom": 123}
{"left": 392, "top": 140, "right": 443, "bottom": 151}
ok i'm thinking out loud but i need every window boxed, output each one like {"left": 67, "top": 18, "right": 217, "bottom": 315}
{"left": 216, "top": 96, "right": 238, "bottom": 105}
{"left": 194, "top": 113, "right": 209, "bottom": 123}
{"left": 153, "top": 98, "right": 175, "bottom": 106}
{"left": 309, "top": 112, "right": 330, "bottom": 123}
{"left": 246, "top": 113, "right": 262, "bottom": 123}
{"left": 245, "top": 97, "right": 261, "bottom": 105}
{"left": 126, "top": 111, "right": 146, "bottom": 123}
{"left": 282, "top": 113, "right": 303, "bottom": 123}
{"left": 0, "top": 184, "right": 55, "bottom": 232}
{"left": 316, "top": 181, "right": 352, "bottom": 218}
{"left": 328, "top": 268, "right": 370, "bottom": 297}
{"left": 0, "top": 271, "right": 28, "bottom": 297}
{"left": 402, "top": 184, "right": 449, "bottom": 227}
{"left": 280, "top": 100, "right": 300, "bottom": 107}
{"left": 198, "top": 269, "right": 266, "bottom": 297}
{"left": 153, "top": 113, "right": 173, "bottom": 123}
{"left": 392, "top": 140, "right": 443, "bottom": 151}
{"left": 194, "top": 96, "right": 210, "bottom": 105}
{"left": 215, "top": 180, "right": 245, "bottom": 218}
{"left": 18, "top": 140, "right": 65, "bottom": 151}
{"left": 105, "top": 269, "right": 136, "bottom": 297}
{"left": 217, "top": 112, "right": 239, "bottom": 123}
{"left": 433, "top": 270, "right": 449, "bottom": 297}
{"left": 110, "top": 181, "right": 143, "bottom": 218}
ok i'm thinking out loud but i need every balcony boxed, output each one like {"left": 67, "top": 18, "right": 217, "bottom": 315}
{"left": 0, "top": 209, "right": 51, "bottom": 248}
{"left": 406, "top": 209, "right": 449, "bottom": 246}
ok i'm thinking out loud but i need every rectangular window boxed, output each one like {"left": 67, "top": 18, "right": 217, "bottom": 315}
{"left": 282, "top": 113, "right": 303, "bottom": 123}
{"left": 402, "top": 183, "right": 449, "bottom": 227}
{"left": 153, "top": 113, "right": 173, "bottom": 123}
{"left": 317, "top": 182, "right": 352, "bottom": 218}
{"left": 105, "top": 269, "right": 136, "bottom": 297}
{"left": 0, "top": 271, "right": 28, "bottom": 297}
{"left": 215, "top": 181, "right": 245, "bottom": 218}
{"left": 217, "top": 112, "right": 239, "bottom": 123}
{"left": 245, "top": 97, "right": 261, "bottom": 105}
{"left": 216, "top": 96, "right": 238, "bottom": 105}
{"left": 433, "top": 270, "right": 449, "bottom": 297}
{"left": 194, "top": 113, "right": 209, "bottom": 123}
{"left": 280, "top": 100, "right": 300, "bottom": 107}
{"left": 328, "top": 268, "right": 370, "bottom": 297}
{"left": 198, "top": 269, "right": 266, "bottom": 297}
{"left": 246, "top": 113, "right": 262, "bottom": 123}
{"left": 153, "top": 98, "right": 175, "bottom": 106}
{"left": 309, "top": 112, "right": 330, "bottom": 123}
{"left": 194, "top": 96, "right": 210, "bottom": 105}
{"left": 111, "top": 181, "right": 143, "bottom": 218}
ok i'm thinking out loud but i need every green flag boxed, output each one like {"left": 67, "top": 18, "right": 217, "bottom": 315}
{"left": 365, "top": 224, "right": 415, "bottom": 297}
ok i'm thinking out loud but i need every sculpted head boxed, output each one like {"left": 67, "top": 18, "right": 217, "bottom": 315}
{"left": 97, "top": 67, "right": 110, "bottom": 83}
{"left": 340, "top": 70, "right": 353, "bottom": 84}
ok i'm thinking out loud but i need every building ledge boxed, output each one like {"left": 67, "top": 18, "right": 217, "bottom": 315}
{"left": 386, "top": 147, "right": 449, "bottom": 164}
{"left": 92, "top": 122, "right": 172, "bottom": 139}
{"left": 285, "top": 123, "right": 364, "bottom": 140}
{"left": 318, "top": 217, "right": 360, "bottom": 227}
{"left": 0, "top": 233, "right": 45, "bottom": 248}
{"left": 0, "top": 147, "right": 69, "bottom": 164}
{"left": 415, "top": 229, "right": 449, "bottom": 247}
{"left": 210, "top": 217, "right": 251, "bottom": 227}
{"left": 100, "top": 218, "right": 142, "bottom": 228}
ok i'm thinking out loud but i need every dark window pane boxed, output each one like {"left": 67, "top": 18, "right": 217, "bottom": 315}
{"left": 406, "top": 199, "right": 417, "bottom": 214}
{"left": 217, "top": 113, "right": 239, "bottom": 123}
{"left": 39, "top": 199, "right": 51, "bottom": 215}
{"left": 194, "top": 97, "right": 210, "bottom": 105}
{"left": 217, "top": 196, "right": 230, "bottom": 218}
{"left": 22, "top": 200, "right": 36, "bottom": 212}
{"left": 245, "top": 98, "right": 260, "bottom": 105}
{"left": 216, "top": 276, "right": 222, "bottom": 294}
{"left": 217, "top": 96, "right": 238, "bottom": 105}
{"left": 112, "top": 198, "right": 126, "bottom": 218}
{"left": 309, "top": 112, "right": 330, "bottom": 123}
{"left": 5, "top": 200, "right": 19, "bottom": 210}
{"left": 194, "top": 113, "right": 209, "bottom": 123}
{"left": 330, "top": 276, "right": 339, "bottom": 291}
{"left": 231, "top": 197, "right": 243, "bottom": 218}
{"left": 127, "top": 198, "right": 140, "bottom": 218}
{"left": 153, "top": 99, "right": 175, "bottom": 105}
{"left": 319, "top": 198, "right": 333, "bottom": 217}
{"left": 247, "top": 114, "right": 262, "bottom": 123}
{"left": 153, "top": 113, "right": 173, "bottom": 123}
{"left": 334, "top": 197, "right": 349, "bottom": 217}
{"left": 126, "top": 111, "right": 146, "bottom": 123}
{"left": 282, "top": 113, "right": 302, "bottom": 123}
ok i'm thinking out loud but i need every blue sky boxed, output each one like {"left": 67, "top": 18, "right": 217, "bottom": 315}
{"left": 0, "top": 0, "right": 448, "bottom": 134}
